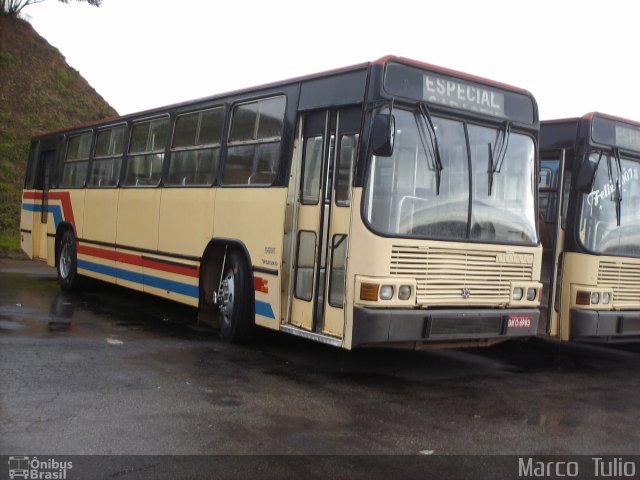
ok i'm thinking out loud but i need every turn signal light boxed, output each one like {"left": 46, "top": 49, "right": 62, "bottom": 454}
{"left": 254, "top": 277, "right": 269, "bottom": 294}
{"left": 576, "top": 291, "right": 591, "bottom": 305}
{"left": 360, "top": 283, "right": 379, "bottom": 301}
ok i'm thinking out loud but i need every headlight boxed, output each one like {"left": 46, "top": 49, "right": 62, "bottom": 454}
{"left": 590, "top": 292, "right": 600, "bottom": 304}
{"left": 602, "top": 292, "right": 611, "bottom": 305}
{"left": 526, "top": 287, "right": 537, "bottom": 301}
{"left": 398, "top": 285, "right": 412, "bottom": 301}
{"left": 379, "top": 285, "right": 394, "bottom": 300}
{"left": 513, "top": 287, "right": 523, "bottom": 301}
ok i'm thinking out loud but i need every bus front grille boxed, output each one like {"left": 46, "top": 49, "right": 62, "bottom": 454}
{"left": 598, "top": 261, "right": 640, "bottom": 308}
{"left": 390, "top": 245, "right": 533, "bottom": 305}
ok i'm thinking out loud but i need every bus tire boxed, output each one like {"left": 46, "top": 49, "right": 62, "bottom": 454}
{"left": 218, "top": 250, "right": 254, "bottom": 342}
{"left": 57, "top": 229, "right": 84, "bottom": 291}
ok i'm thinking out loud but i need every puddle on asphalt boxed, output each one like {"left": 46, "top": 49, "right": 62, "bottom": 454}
{"left": 0, "top": 263, "right": 204, "bottom": 341}
{"left": 0, "top": 319, "right": 27, "bottom": 330}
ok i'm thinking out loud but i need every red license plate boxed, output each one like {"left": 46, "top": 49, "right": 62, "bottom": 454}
{"left": 507, "top": 314, "right": 532, "bottom": 329}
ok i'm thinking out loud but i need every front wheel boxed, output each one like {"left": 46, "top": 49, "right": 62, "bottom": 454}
{"left": 218, "top": 251, "right": 254, "bottom": 342}
{"left": 57, "top": 230, "right": 84, "bottom": 291}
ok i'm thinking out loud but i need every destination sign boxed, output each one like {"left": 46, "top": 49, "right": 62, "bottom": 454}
{"left": 615, "top": 125, "right": 640, "bottom": 151}
{"left": 424, "top": 74, "right": 505, "bottom": 118}
{"left": 383, "top": 62, "right": 535, "bottom": 124}
{"left": 592, "top": 116, "right": 640, "bottom": 152}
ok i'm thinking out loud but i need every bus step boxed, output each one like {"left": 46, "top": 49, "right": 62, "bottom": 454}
{"left": 280, "top": 324, "right": 342, "bottom": 347}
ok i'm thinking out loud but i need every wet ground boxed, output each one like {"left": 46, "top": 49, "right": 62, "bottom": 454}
{"left": 1, "top": 258, "right": 639, "bottom": 456}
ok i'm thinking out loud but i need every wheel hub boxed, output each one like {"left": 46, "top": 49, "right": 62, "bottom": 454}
{"left": 218, "top": 272, "right": 235, "bottom": 324}
{"left": 59, "top": 240, "right": 71, "bottom": 279}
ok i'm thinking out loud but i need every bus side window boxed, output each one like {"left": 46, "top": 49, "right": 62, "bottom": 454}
{"left": 60, "top": 132, "right": 92, "bottom": 188}
{"left": 223, "top": 96, "right": 286, "bottom": 186}
{"left": 168, "top": 107, "right": 224, "bottom": 186}
{"left": 90, "top": 125, "right": 125, "bottom": 187}
{"left": 124, "top": 117, "right": 168, "bottom": 187}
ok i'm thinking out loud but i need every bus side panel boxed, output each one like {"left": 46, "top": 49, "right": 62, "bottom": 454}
{"left": 213, "top": 188, "right": 287, "bottom": 331}
{"left": 135, "top": 187, "right": 217, "bottom": 307}
{"left": 20, "top": 190, "right": 36, "bottom": 258}
{"left": 157, "top": 188, "right": 215, "bottom": 257}
{"left": 77, "top": 188, "right": 119, "bottom": 284}
{"left": 115, "top": 189, "right": 161, "bottom": 292}
{"left": 141, "top": 257, "right": 200, "bottom": 307}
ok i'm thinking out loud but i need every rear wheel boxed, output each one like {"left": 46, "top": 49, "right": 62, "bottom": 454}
{"left": 57, "top": 230, "right": 84, "bottom": 291}
{"left": 218, "top": 251, "right": 254, "bottom": 342}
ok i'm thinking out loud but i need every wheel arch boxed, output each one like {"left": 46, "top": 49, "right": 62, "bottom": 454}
{"left": 199, "top": 237, "right": 254, "bottom": 309}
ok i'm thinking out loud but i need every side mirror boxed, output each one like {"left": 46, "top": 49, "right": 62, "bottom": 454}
{"left": 574, "top": 160, "right": 597, "bottom": 193}
{"left": 372, "top": 113, "right": 395, "bottom": 157}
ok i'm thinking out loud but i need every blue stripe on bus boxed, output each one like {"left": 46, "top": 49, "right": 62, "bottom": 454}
{"left": 77, "top": 259, "right": 199, "bottom": 298}
{"left": 255, "top": 299, "right": 275, "bottom": 319}
{"left": 22, "top": 203, "right": 63, "bottom": 228}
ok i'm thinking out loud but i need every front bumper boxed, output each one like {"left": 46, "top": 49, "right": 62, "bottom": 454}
{"left": 570, "top": 308, "right": 640, "bottom": 341}
{"left": 352, "top": 307, "right": 539, "bottom": 347}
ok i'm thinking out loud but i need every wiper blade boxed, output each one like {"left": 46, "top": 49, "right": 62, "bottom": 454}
{"left": 487, "top": 121, "right": 511, "bottom": 196}
{"left": 417, "top": 102, "right": 443, "bottom": 195}
{"left": 612, "top": 148, "right": 623, "bottom": 226}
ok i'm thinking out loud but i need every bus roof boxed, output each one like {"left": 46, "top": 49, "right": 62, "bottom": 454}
{"left": 581, "top": 111, "right": 640, "bottom": 129}
{"left": 34, "top": 55, "right": 536, "bottom": 138}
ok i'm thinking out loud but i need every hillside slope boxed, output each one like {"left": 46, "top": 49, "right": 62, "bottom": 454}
{"left": 0, "top": 15, "right": 117, "bottom": 253}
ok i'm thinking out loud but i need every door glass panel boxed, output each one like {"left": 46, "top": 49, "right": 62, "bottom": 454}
{"left": 301, "top": 136, "right": 323, "bottom": 204}
{"left": 335, "top": 134, "right": 358, "bottom": 206}
{"left": 294, "top": 231, "right": 316, "bottom": 301}
{"left": 328, "top": 234, "right": 348, "bottom": 307}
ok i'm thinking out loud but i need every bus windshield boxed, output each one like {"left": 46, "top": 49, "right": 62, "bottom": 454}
{"left": 579, "top": 152, "right": 640, "bottom": 257}
{"left": 364, "top": 108, "right": 537, "bottom": 244}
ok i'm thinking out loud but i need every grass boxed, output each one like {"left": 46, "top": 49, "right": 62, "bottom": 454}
{"left": 0, "top": 16, "right": 117, "bottom": 257}
{"left": 0, "top": 230, "right": 20, "bottom": 251}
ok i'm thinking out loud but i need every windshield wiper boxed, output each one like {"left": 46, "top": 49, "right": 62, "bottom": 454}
{"left": 610, "top": 148, "right": 623, "bottom": 226}
{"left": 487, "top": 121, "right": 511, "bottom": 196}
{"left": 416, "top": 102, "right": 443, "bottom": 195}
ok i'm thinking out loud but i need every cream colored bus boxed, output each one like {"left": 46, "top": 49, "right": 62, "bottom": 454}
{"left": 20, "top": 56, "right": 542, "bottom": 349}
{"left": 539, "top": 113, "right": 640, "bottom": 342}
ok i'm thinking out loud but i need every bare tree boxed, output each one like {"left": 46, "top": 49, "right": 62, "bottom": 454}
{"left": 1, "top": 0, "right": 102, "bottom": 17}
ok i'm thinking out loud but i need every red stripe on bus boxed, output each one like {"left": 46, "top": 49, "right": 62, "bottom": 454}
{"left": 77, "top": 242, "right": 198, "bottom": 278}
{"left": 77, "top": 243, "right": 117, "bottom": 262}
{"left": 141, "top": 257, "right": 199, "bottom": 278}
{"left": 23, "top": 191, "right": 76, "bottom": 226}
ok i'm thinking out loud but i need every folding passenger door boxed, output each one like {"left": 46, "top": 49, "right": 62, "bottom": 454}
{"left": 288, "top": 109, "right": 360, "bottom": 338}
{"left": 538, "top": 149, "right": 567, "bottom": 336}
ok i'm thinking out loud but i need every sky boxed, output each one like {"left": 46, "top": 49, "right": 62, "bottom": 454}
{"left": 22, "top": 0, "right": 640, "bottom": 121}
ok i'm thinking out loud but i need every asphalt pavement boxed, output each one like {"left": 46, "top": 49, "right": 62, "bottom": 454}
{"left": 1, "top": 258, "right": 639, "bottom": 459}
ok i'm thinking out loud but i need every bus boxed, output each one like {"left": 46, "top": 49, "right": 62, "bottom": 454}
{"left": 20, "top": 56, "right": 542, "bottom": 349}
{"left": 539, "top": 113, "right": 640, "bottom": 342}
